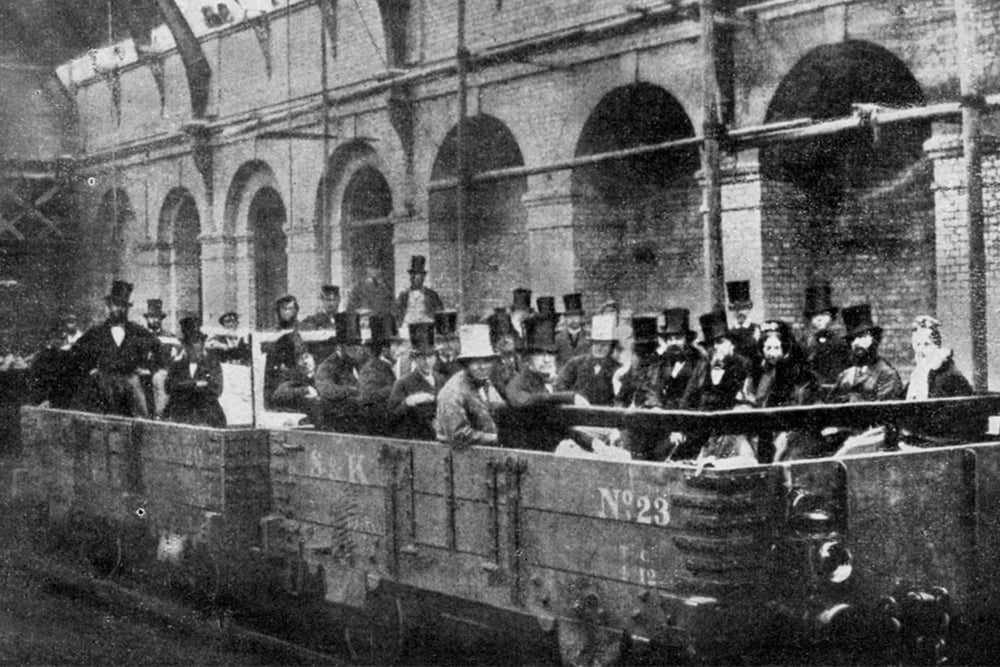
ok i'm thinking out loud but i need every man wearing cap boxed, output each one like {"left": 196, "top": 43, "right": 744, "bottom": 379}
{"left": 726, "top": 281, "right": 761, "bottom": 365}
{"left": 206, "top": 311, "right": 250, "bottom": 364}
{"left": 301, "top": 285, "right": 341, "bottom": 330}
{"left": 555, "top": 313, "right": 620, "bottom": 406}
{"left": 433, "top": 310, "right": 462, "bottom": 379}
{"left": 163, "top": 317, "right": 227, "bottom": 427}
{"left": 357, "top": 313, "right": 406, "bottom": 435}
{"left": 554, "top": 293, "right": 590, "bottom": 369}
{"left": 72, "top": 280, "right": 158, "bottom": 417}
{"left": 656, "top": 308, "right": 704, "bottom": 409}
{"left": 388, "top": 321, "right": 444, "bottom": 440}
{"left": 347, "top": 265, "right": 395, "bottom": 317}
{"left": 801, "top": 280, "right": 850, "bottom": 387}
{"left": 264, "top": 295, "right": 305, "bottom": 409}
{"left": 487, "top": 308, "right": 521, "bottom": 402}
{"left": 436, "top": 324, "right": 506, "bottom": 449}
{"left": 314, "top": 312, "right": 366, "bottom": 432}
{"left": 395, "top": 256, "right": 444, "bottom": 328}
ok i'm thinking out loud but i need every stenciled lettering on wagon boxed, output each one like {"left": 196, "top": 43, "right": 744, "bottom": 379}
{"left": 306, "top": 449, "right": 371, "bottom": 485}
{"left": 597, "top": 487, "right": 670, "bottom": 525}
{"left": 620, "top": 544, "right": 660, "bottom": 586}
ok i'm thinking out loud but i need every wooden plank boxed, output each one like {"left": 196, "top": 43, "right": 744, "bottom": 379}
{"left": 141, "top": 425, "right": 223, "bottom": 467}
{"left": 142, "top": 459, "right": 224, "bottom": 511}
{"left": 275, "top": 431, "right": 385, "bottom": 488}
{"left": 276, "top": 476, "right": 385, "bottom": 535}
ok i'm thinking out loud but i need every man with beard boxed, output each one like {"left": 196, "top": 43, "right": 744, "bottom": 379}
{"left": 901, "top": 315, "right": 978, "bottom": 445}
{"left": 436, "top": 324, "right": 506, "bottom": 449}
{"left": 433, "top": 310, "right": 462, "bottom": 379}
{"left": 164, "top": 317, "right": 227, "bottom": 428}
{"left": 395, "top": 256, "right": 445, "bottom": 328}
{"left": 828, "top": 305, "right": 903, "bottom": 455}
{"left": 388, "top": 321, "right": 444, "bottom": 440}
{"left": 142, "top": 299, "right": 181, "bottom": 419}
{"left": 264, "top": 294, "right": 305, "bottom": 409}
{"left": 357, "top": 314, "right": 405, "bottom": 435}
{"left": 801, "top": 280, "right": 850, "bottom": 389}
{"left": 315, "top": 312, "right": 366, "bottom": 432}
{"left": 555, "top": 313, "right": 620, "bottom": 406}
{"left": 726, "top": 281, "right": 761, "bottom": 365}
{"left": 487, "top": 309, "right": 521, "bottom": 402}
{"left": 554, "top": 293, "right": 590, "bottom": 369}
{"left": 743, "top": 320, "right": 822, "bottom": 461}
{"left": 656, "top": 308, "right": 703, "bottom": 409}
{"left": 72, "top": 281, "right": 158, "bottom": 417}
{"left": 614, "top": 315, "right": 671, "bottom": 460}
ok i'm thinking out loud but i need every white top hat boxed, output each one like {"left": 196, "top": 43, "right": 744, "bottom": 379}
{"left": 457, "top": 324, "right": 497, "bottom": 360}
{"left": 589, "top": 313, "right": 617, "bottom": 342}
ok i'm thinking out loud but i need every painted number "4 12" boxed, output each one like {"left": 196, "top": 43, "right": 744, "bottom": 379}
{"left": 597, "top": 487, "right": 670, "bottom": 525}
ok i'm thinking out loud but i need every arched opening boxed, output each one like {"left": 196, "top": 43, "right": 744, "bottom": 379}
{"left": 571, "top": 83, "right": 700, "bottom": 312}
{"left": 342, "top": 165, "right": 394, "bottom": 314}
{"left": 97, "top": 188, "right": 137, "bottom": 283}
{"left": 760, "top": 41, "right": 932, "bottom": 364}
{"left": 160, "top": 189, "right": 202, "bottom": 325}
{"left": 429, "top": 115, "right": 527, "bottom": 312}
{"left": 249, "top": 187, "right": 287, "bottom": 329}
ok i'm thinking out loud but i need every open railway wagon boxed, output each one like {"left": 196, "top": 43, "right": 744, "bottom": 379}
{"left": 10, "top": 391, "right": 1000, "bottom": 665}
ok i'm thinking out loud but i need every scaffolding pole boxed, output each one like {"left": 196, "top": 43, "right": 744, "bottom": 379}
{"left": 700, "top": 0, "right": 725, "bottom": 311}
{"left": 455, "top": 0, "right": 469, "bottom": 322}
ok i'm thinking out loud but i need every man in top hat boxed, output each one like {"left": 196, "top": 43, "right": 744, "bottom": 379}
{"left": 315, "top": 311, "right": 366, "bottom": 432}
{"left": 615, "top": 314, "right": 665, "bottom": 410}
{"left": 301, "top": 285, "right": 341, "bottom": 330}
{"left": 433, "top": 310, "right": 462, "bottom": 379}
{"left": 72, "top": 280, "right": 158, "bottom": 417}
{"left": 396, "top": 256, "right": 444, "bottom": 328}
{"left": 801, "top": 280, "right": 850, "bottom": 387}
{"left": 554, "top": 293, "right": 590, "bottom": 369}
{"left": 743, "top": 320, "right": 822, "bottom": 461}
{"left": 656, "top": 308, "right": 704, "bottom": 409}
{"left": 675, "top": 311, "right": 754, "bottom": 461}
{"left": 206, "top": 311, "right": 250, "bottom": 364}
{"left": 347, "top": 265, "right": 395, "bottom": 317}
{"left": 487, "top": 308, "right": 521, "bottom": 402}
{"left": 357, "top": 313, "right": 405, "bottom": 435}
{"left": 831, "top": 304, "right": 902, "bottom": 403}
{"left": 163, "top": 316, "right": 227, "bottom": 428}
{"left": 436, "top": 323, "right": 506, "bottom": 449}
{"left": 142, "top": 298, "right": 182, "bottom": 418}
{"left": 506, "top": 316, "right": 588, "bottom": 410}
{"left": 510, "top": 288, "right": 533, "bottom": 340}
{"left": 263, "top": 295, "right": 305, "bottom": 406}
{"left": 388, "top": 321, "right": 445, "bottom": 440}
{"left": 556, "top": 313, "right": 620, "bottom": 407}
{"left": 726, "top": 281, "right": 761, "bottom": 364}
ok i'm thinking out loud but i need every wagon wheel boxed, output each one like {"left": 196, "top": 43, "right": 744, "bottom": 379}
{"left": 557, "top": 618, "right": 624, "bottom": 667}
{"left": 344, "top": 594, "right": 407, "bottom": 665}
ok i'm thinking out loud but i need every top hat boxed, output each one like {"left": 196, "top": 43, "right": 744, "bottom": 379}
{"left": 179, "top": 316, "right": 204, "bottom": 344}
{"left": 61, "top": 313, "right": 78, "bottom": 325}
{"left": 334, "top": 312, "right": 363, "bottom": 344}
{"left": 536, "top": 297, "right": 557, "bottom": 318}
{"left": 105, "top": 280, "right": 133, "bottom": 307}
{"left": 589, "top": 313, "right": 617, "bottom": 342}
{"left": 512, "top": 288, "right": 532, "bottom": 312}
{"left": 661, "top": 308, "right": 695, "bottom": 339}
{"left": 457, "top": 324, "right": 498, "bottom": 360}
{"left": 434, "top": 310, "right": 458, "bottom": 339}
{"left": 523, "top": 315, "right": 558, "bottom": 354}
{"left": 320, "top": 284, "right": 341, "bottom": 297}
{"left": 600, "top": 298, "right": 619, "bottom": 313}
{"left": 408, "top": 256, "right": 428, "bottom": 274}
{"left": 841, "top": 304, "right": 881, "bottom": 340}
{"left": 368, "top": 313, "right": 400, "bottom": 347}
{"left": 275, "top": 294, "right": 298, "bottom": 309}
{"left": 409, "top": 321, "right": 436, "bottom": 354}
{"left": 803, "top": 281, "right": 838, "bottom": 317}
{"left": 562, "top": 293, "right": 585, "bottom": 316}
{"left": 144, "top": 299, "right": 166, "bottom": 318}
{"left": 726, "top": 281, "right": 753, "bottom": 310}
{"left": 699, "top": 310, "right": 730, "bottom": 344}
{"left": 218, "top": 311, "right": 239, "bottom": 326}
{"left": 632, "top": 314, "right": 660, "bottom": 344}
{"left": 487, "top": 309, "right": 516, "bottom": 346}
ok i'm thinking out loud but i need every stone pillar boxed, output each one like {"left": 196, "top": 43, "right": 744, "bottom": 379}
{"left": 286, "top": 225, "right": 322, "bottom": 313}
{"left": 199, "top": 233, "right": 238, "bottom": 325}
{"left": 926, "top": 131, "right": 1000, "bottom": 388}
{"left": 524, "top": 172, "right": 576, "bottom": 302}
{"left": 720, "top": 154, "right": 766, "bottom": 323}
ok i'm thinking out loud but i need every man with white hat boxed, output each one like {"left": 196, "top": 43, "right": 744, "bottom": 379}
{"left": 435, "top": 324, "right": 506, "bottom": 449}
{"left": 555, "top": 313, "right": 620, "bottom": 406}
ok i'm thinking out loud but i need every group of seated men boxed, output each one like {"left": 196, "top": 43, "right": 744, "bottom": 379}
{"left": 263, "top": 267, "right": 979, "bottom": 463}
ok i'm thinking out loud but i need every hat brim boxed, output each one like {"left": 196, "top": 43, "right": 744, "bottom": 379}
{"left": 804, "top": 306, "right": 839, "bottom": 317}
{"left": 105, "top": 296, "right": 131, "bottom": 307}
{"left": 660, "top": 329, "right": 698, "bottom": 341}
{"left": 727, "top": 301, "right": 753, "bottom": 311}
{"left": 846, "top": 325, "right": 881, "bottom": 340}
{"left": 458, "top": 353, "right": 499, "bottom": 362}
